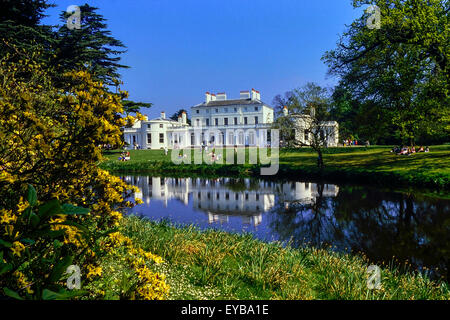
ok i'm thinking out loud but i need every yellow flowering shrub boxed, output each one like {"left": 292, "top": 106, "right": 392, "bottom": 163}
{"left": 86, "top": 232, "right": 169, "bottom": 300}
{"left": 0, "top": 51, "right": 168, "bottom": 300}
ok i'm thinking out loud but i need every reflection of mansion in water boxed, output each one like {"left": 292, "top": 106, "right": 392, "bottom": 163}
{"left": 124, "top": 176, "right": 339, "bottom": 227}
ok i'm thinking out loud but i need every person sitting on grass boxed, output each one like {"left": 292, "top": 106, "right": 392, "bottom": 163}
{"left": 425, "top": 146, "right": 430, "bottom": 153}
{"left": 399, "top": 147, "right": 408, "bottom": 155}
{"left": 418, "top": 146, "right": 424, "bottom": 152}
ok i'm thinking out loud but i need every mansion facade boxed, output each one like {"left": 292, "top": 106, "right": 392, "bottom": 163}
{"left": 123, "top": 89, "right": 339, "bottom": 149}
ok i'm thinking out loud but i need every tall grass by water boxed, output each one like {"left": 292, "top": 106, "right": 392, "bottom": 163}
{"left": 91, "top": 216, "right": 450, "bottom": 300}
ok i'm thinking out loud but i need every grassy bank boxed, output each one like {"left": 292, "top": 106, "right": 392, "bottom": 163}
{"left": 99, "top": 146, "right": 450, "bottom": 190}
{"left": 89, "top": 216, "right": 450, "bottom": 300}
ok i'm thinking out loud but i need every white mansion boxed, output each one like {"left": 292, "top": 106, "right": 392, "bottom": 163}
{"left": 123, "top": 89, "right": 339, "bottom": 149}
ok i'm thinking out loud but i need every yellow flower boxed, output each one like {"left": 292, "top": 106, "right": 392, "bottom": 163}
{"left": 11, "top": 241, "right": 26, "bottom": 257}
{"left": 86, "top": 264, "right": 102, "bottom": 279}
{"left": 16, "top": 197, "right": 29, "bottom": 214}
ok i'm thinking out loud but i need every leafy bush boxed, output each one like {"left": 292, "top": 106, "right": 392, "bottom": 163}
{"left": 0, "top": 52, "right": 168, "bottom": 299}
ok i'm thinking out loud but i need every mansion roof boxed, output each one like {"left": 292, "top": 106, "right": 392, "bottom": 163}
{"left": 196, "top": 98, "right": 264, "bottom": 107}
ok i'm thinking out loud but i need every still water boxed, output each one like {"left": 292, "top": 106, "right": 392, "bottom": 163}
{"left": 122, "top": 175, "right": 450, "bottom": 281}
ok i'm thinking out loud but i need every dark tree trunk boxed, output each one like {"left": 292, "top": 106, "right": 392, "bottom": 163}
{"left": 317, "top": 148, "right": 324, "bottom": 169}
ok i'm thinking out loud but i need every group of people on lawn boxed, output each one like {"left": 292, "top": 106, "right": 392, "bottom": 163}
{"left": 391, "top": 146, "right": 429, "bottom": 155}
{"left": 343, "top": 139, "right": 359, "bottom": 146}
{"left": 118, "top": 151, "right": 131, "bottom": 161}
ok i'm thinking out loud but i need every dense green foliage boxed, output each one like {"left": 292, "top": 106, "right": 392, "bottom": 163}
{"left": 323, "top": 0, "right": 449, "bottom": 145}
{"left": 53, "top": 4, "right": 128, "bottom": 87}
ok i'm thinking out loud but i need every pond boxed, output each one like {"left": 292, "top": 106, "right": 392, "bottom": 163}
{"left": 121, "top": 175, "right": 450, "bottom": 282}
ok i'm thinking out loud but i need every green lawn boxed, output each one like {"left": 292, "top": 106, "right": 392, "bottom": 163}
{"left": 101, "top": 146, "right": 450, "bottom": 190}
{"left": 87, "top": 217, "right": 450, "bottom": 300}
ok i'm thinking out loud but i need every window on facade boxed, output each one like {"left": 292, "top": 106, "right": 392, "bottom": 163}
{"left": 228, "top": 134, "right": 233, "bottom": 145}
{"left": 215, "top": 118, "right": 218, "bottom": 126}
{"left": 215, "top": 109, "right": 219, "bottom": 113}
{"left": 234, "top": 108, "right": 237, "bottom": 112}
{"left": 224, "top": 108, "right": 228, "bottom": 113}
{"left": 191, "top": 133, "right": 195, "bottom": 145}
{"left": 147, "top": 133, "right": 152, "bottom": 144}
{"left": 234, "top": 117, "right": 238, "bottom": 125}
{"left": 159, "top": 133, "right": 164, "bottom": 143}
{"left": 159, "top": 124, "right": 163, "bottom": 128}
{"left": 249, "top": 132, "right": 255, "bottom": 145}
{"left": 196, "top": 119, "right": 200, "bottom": 127}
{"left": 304, "top": 130, "right": 309, "bottom": 141}
{"left": 244, "top": 117, "right": 248, "bottom": 125}
{"left": 206, "top": 109, "right": 209, "bottom": 113}
{"left": 244, "top": 107, "right": 247, "bottom": 112}
{"left": 255, "top": 107, "right": 258, "bottom": 111}
{"left": 206, "top": 119, "right": 210, "bottom": 126}
{"left": 196, "top": 109, "right": 199, "bottom": 114}
{"left": 255, "top": 116, "right": 259, "bottom": 125}
{"left": 147, "top": 124, "right": 151, "bottom": 129}
{"left": 224, "top": 118, "right": 228, "bottom": 126}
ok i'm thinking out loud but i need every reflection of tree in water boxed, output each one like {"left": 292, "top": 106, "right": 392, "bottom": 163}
{"left": 268, "top": 184, "right": 450, "bottom": 281}
{"left": 225, "top": 178, "right": 261, "bottom": 193}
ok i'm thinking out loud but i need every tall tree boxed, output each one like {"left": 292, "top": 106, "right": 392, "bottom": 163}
{"left": 0, "top": 0, "right": 55, "bottom": 58}
{"left": 273, "top": 83, "right": 335, "bottom": 168}
{"left": 323, "top": 0, "right": 449, "bottom": 145}
{"left": 122, "top": 100, "right": 153, "bottom": 115}
{"left": 53, "top": 4, "right": 129, "bottom": 86}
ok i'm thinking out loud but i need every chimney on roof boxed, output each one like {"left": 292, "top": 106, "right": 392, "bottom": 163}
{"left": 240, "top": 90, "right": 250, "bottom": 99}
{"left": 216, "top": 92, "right": 227, "bottom": 101}
{"left": 182, "top": 111, "right": 187, "bottom": 125}
{"left": 161, "top": 111, "right": 166, "bottom": 119}
{"left": 205, "top": 92, "right": 211, "bottom": 104}
{"left": 251, "top": 88, "right": 258, "bottom": 100}
{"left": 256, "top": 90, "right": 261, "bottom": 101}
{"left": 211, "top": 94, "right": 216, "bottom": 101}
{"left": 178, "top": 114, "right": 182, "bottom": 124}
{"left": 283, "top": 106, "right": 288, "bottom": 116}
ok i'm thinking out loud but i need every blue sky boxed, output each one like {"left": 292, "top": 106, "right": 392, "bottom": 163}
{"left": 43, "top": 0, "right": 364, "bottom": 118}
